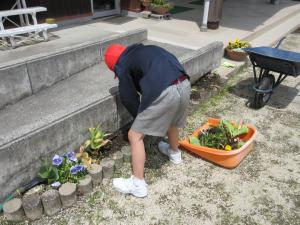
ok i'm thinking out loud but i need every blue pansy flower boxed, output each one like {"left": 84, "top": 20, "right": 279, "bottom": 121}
{"left": 75, "top": 164, "right": 85, "bottom": 172}
{"left": 52, "top": 155, "right": 63, "bottom": 166}
{"left": 65, "top": 151, "right": 77, "bottom": 162}
{"left": 70, "top": 165, "right": 78, "bottom": 175}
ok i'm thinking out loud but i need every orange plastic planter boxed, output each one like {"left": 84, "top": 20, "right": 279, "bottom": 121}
{"left": 179, "top": 118, "right": 257, "bottom": 169}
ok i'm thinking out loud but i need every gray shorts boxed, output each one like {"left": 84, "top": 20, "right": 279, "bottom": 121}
{"left": 131, "top": 79, "right": 191, "bottom": 137}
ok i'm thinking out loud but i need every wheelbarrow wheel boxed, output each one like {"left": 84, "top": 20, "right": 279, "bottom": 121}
{"left": 253, "top": 74, "right": 275, "bottom": 109}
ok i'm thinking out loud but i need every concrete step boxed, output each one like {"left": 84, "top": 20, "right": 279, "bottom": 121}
{"left": 0, "top": 34, "right": 223, "bottom": 201}
{"left": 0, "top": 29, "right": 147, "bottom": 110}
{"left": 244, "top": 9, "right": 300, "bottom": 47}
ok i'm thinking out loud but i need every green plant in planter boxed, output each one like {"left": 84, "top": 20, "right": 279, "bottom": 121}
{"left": 38, "top": 160, "right": 59, "bottom": 184}
{"left": 226, "top": 39, "right": 251, "bottom": 52}
{"left": 84, "top": 125, "right": 111, "bottom": 157}
{"left": 151, "top": 0, "right": 173, "bottom": 11}
{"left": 189, "top": 119, "right": 248, "bottom": 150}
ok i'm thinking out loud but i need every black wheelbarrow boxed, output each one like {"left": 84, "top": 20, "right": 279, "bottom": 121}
{"left": 244, "top": 41, "right": 300, "bottom": 109}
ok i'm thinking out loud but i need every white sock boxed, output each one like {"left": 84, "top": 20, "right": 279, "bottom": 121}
{"left": 132, "top": 176, "right": 146, "bottom": 186}
{"left": 169, "top": 148, "right": 180, "bottom": 153}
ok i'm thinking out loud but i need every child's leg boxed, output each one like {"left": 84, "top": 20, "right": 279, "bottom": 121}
{"left": 167, "top": 126, "right": 179, "bottom": 151}
{"left": 158, "top": 126, "right": 182, "bottom": 164}
{"left": 128, "top": 129, "right": 145, "bottom": 179}
{"left": 112, "top": 128, "right": 147, "bottom": 198}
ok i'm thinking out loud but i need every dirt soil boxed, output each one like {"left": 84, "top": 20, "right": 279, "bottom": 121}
{"left": 1, "top": 33, "right": 299, "bottom": 225}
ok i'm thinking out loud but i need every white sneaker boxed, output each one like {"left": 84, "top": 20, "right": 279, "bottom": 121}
{"left": 158, "top": 141, "right": 183, "bottom": 165}
{"left": 112, "top": 176, "right": 148, "bottom": 198}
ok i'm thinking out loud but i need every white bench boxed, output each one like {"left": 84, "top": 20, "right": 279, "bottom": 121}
{"left": 0, "top": 23, "right": 57, "bottom": 47}
{"left": 0, "top": 7, "right": 47, "bottom": 18}
{"left": 0, "top": 6, "right": 58, "bottom": 48}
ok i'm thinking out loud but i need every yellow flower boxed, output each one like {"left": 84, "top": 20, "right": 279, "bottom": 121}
{"left": 225, "top": 145, "right": 232, "bottom": 151}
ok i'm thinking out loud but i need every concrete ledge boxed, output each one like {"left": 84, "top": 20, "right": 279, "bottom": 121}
{"left": 179, "top": 41, "right": 224, "bottom": 84}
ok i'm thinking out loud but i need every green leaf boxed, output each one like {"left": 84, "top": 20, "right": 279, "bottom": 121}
{"left": 91, "top": 142, "right": 100, "bottom": 150}
{"left": 38, "top": 165, "right": 59, "bottom": 184}
{"left": 38, "top": 166, "right": 50, "bottom": 178}
{"left": 49, "top": 168, "right": 59, "bottom": 180}
{"left": 189, "top": 136, "right": 201, "bottom": 146}
{"left": 238, "top": 141, "right": 245, "bottom": 148}
{"left": 232, "top": 125, "right": 248, "bottom": 137}
{"left": 221, "top": 120, "right": 235, "bottom": 136}
{"left": 84, "top": 140, "right": 91, "bottom": 148}
{"left": 93, "top": 138, "right": 103, "bottom": 144}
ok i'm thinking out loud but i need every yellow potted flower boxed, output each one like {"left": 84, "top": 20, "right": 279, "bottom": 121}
{"left": 225, "top": 39, "right": 251, "bottom": 61}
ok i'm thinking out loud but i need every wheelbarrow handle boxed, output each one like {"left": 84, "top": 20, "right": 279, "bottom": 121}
{"left": 275, "top": 37, "right": 286, "bottom": 49}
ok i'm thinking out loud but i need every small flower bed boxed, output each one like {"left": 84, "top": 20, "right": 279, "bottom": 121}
{"left": 1, "top": 124, "right": 129, "bottom": 222}
{"left": 38, "top": 125, "right": 111, "bottom": 188}
{"left": 38, "top": 151, "right": 88, "bottom": 188}
{"left": 188, "top": 120, "right": 248, "bottom": 151}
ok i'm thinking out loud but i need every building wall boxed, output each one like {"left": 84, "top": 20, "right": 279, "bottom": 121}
{"left": 121, "top": 0, "right": 142, "bottom": 12}
{"left": 28, "top": 0, "right": 92, "bottom": 20}
{"left": 0, "top": 0, "right": 92, "bottom": 21}
{"left": 0, "top": 0, "right": 144, "bottom": 25}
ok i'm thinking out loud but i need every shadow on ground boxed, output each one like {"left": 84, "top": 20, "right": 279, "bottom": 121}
{"left": 229, "top": 77, "right": 299, "bottom": 109}
{"left": 169, "top": 0, "right": 299, "bottom": 32}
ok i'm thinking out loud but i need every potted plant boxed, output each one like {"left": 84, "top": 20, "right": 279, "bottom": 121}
{"left": 150, "top": 0, "right": 173, "bottom": 15}
{"left": 140, "top": 0, "right": 153, "bottom": 11}
{"left": 179, "top": 118, "right": 257, "bottom": 168}
{"left": 225, "top": 39, "right": 251, "bottom": 61}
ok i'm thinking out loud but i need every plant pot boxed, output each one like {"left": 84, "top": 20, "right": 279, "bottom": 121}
{"left": 207, "top": 21, "right": 219, "bottom": 30}
{"left": 179, "top": 118, "right": 257, "bottom": 169}
{"left": 225, "top": 48, "right": 248, "bottom": 61}
{"left": 151, "top": 6, "right": 169, "bottom": 15}
{"left": 141, "top": 0, "right": 152, "bottom": 11}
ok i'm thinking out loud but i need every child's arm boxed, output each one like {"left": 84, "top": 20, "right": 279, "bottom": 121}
{"left": 119, "top": 79, "right": 140, "bottom": 118}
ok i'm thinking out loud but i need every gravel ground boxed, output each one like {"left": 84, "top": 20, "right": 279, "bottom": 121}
{"left": 1, "top": 32, "right": 299, "bottom": 225}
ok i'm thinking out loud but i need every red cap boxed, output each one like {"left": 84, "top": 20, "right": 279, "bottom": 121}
{"left": 104, "top": 44, "right": 126, "bottom": 74}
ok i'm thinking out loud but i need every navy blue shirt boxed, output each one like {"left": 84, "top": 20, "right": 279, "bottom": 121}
{"left": 114, "top": 44, "right": 189, "bottom": 117}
